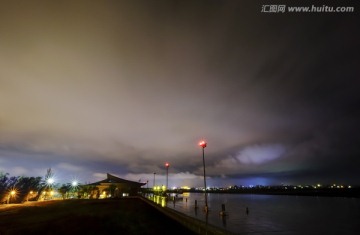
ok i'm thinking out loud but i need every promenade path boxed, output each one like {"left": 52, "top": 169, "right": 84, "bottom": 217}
{"left": 0, "top": 199, "right": 196, "bottom": 235}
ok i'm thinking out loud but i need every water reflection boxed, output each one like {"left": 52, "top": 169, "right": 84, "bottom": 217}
{"left": 148, "top": 194, "right": 167, "bottom": 207}
{"left": 221, "top": 214, "right": 226, "bottom": 227}
{"left": 163, "top": 192, "right": 360, "bottom": 235}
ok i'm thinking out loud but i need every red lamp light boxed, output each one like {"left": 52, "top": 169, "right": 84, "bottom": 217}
{"left": 199, "top": 140, "right": 207, "bottom": 148}
{"left": 165, "top": 162, "right": 169, "bottom": 168}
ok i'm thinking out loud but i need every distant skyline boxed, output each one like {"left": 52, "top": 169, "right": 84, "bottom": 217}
{"left": 1, "top": 1, "right": 359, "bottom": 187}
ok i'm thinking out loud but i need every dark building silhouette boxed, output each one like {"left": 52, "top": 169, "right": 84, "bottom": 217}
{"left": 86, "top": 173, "right": 145, "bottom": 198}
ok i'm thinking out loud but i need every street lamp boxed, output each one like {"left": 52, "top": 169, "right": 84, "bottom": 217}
{"left": 71, "top": 181, "right": 79, "bottom": 198}
{"left": 153, "top": 172, "right": 156, "bottom": 189}
{"left": 47, "top": 178, "right": 54, "bottom": 185}
{"left": 199, "top": 140, "right": 208, "bottom": 212}
{"left": 165, "top": 162, "right": 170, "bottom": 191}
{"left": 27, "top": 190, "right": 33, "bottom": 202}
{"left": 8, "top": 190, "right": 16, "bottom": 204}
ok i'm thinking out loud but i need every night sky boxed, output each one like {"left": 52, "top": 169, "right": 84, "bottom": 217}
{"left": 1, "top": 1, "right": 359, "bottom": 187}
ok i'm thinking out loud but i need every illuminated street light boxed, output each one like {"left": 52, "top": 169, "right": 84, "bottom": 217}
{"left": 8, "top": 190, "right": 16, "bottom": 204}
{"left": 165, "top": 162, "right": 170, "bottom": 191}
{"left": 44, "top": 178, "right": 55, "bottom": 200}
{"left": 71, "top": 180, "right": 79, "bottom": 199}
{"left": 47, "top": 178, "right": 54, "bottom": 185}
{"left": 199, "top": 140, "right": 208, "bottom": 212}
{"left": 27, "top": 190, "right": 34, "bottom": 202}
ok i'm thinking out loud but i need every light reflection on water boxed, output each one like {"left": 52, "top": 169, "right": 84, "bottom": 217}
{"left": 148, "top": 195, "right": 167, "bottom": 207}
{"left": 150, "top": 192, "right": 360, "bottom": 234}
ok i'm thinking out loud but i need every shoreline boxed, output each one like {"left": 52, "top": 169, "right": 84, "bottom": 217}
{"left": 177, "top": 188, "right": 360, "bottom": 198}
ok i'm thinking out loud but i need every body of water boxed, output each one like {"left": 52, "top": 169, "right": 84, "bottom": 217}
{"left": 151, "top": 193, "right": 360, "bottom": 234}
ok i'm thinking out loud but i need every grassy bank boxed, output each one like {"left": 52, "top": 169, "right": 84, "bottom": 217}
{"left": 0, "top": 198, "right": 196, "bottom": 235}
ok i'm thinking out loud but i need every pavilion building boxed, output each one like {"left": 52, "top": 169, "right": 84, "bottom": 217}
{"left": 86, "top": 173, "right": 146, "bottom": 198}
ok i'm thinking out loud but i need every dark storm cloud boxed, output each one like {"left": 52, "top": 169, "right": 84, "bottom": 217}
{"left": 196, "top": 8, "right": 360, "bottom": 184}
{"left": 0, "top": 0, "right": 359, "bottom": 186}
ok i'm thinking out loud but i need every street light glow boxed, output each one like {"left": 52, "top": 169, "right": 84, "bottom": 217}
{"left": 72, "top": 181, "right": 78, "bottom": 187}
{"left": 199, "top": 140, "right": 207, "bottom": 148}
{"left": 47, "top": 178, "right": 54, "bottom": 184}
{"left": 165, "top": 162, "right": 169, "bottom": 167}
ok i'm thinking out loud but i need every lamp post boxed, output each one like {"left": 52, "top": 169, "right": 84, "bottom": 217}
{"left": 199, "top": 140, "right": 208, "bottom": 212}
{"left": 72, "top": 181, "right": 78, "bottom": 198}
{"left": 153, "top": 172, "right": 156, "bottom": 189}
{"left": 165, "top": 162, "right": 170, "bottom": 191}
{"left": 27, "top": 190, "right": 33, "bottom": 202}
{"left": 8, "top": 190, "right": 16, "bottom": 204}
{"left": 46, "top": 178, "right": 54, "bottom": 200}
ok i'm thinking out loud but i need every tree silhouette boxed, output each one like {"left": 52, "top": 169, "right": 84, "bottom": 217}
{"left": 0, "top": 173, "right": 41, "bottom": 203}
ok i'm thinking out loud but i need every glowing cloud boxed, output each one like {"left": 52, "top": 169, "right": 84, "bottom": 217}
{"left": 57, "top": 162, "right": 83, "bottom": 172}
{"left": 236, "top": 144, "right": 286, "bottom": 165}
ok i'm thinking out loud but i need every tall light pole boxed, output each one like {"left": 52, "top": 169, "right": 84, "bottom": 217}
{"left": 165, "top": 162, "right": 170, "bottom": 190}
{"left": 199, "top": 140, "right": 208, "bottom": 212}
{"left": 153, "top": 172, "right": 156, "bottom": 188}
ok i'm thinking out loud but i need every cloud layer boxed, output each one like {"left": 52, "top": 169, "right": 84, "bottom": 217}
{"left": 0, "top": 1, "right": 359, "bottom": 186}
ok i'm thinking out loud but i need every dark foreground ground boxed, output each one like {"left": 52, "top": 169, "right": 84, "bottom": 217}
{"left": 0, "top": 198, "right": 196, "bottom": 235}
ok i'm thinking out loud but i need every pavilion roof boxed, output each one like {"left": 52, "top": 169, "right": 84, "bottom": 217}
{"left": 88, "top": 173, "right": 146, "bottom": 187}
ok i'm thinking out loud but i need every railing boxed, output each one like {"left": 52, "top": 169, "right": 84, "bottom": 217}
{"left": 138, "top": 196, "right": 235, "bottom": 235}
